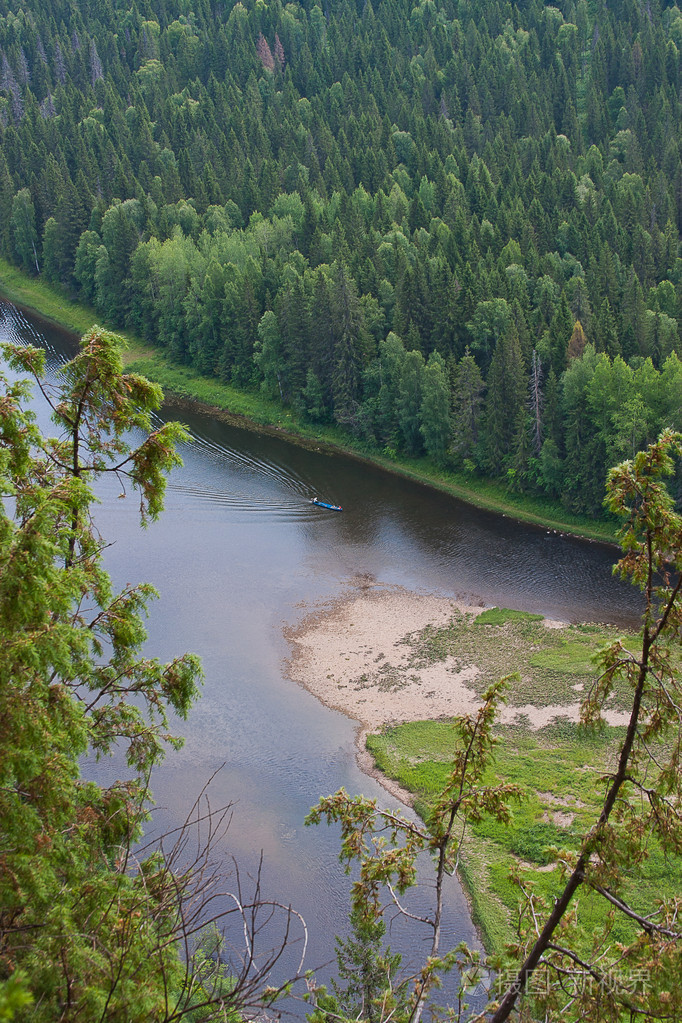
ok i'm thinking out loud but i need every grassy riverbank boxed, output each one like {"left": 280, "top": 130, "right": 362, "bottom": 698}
{"left": 371, "top": 717, "right": 662, "bottom": 955}
{"left": 364, "top": 609, "right": 679, "bottom": 957}
{"left": 0, "top": 261, "right": 618, "bottom": 542}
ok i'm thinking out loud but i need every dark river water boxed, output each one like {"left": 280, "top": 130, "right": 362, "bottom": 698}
{"left": 0, "top": 301, "right": 643, "bottom": 1004}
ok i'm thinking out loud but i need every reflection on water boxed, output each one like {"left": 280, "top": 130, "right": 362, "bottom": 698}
{"left": 0, "top": 301, "right": 70, "bottom": 369}
{"left": 0, "top": 300, "right": 643, "bottom": 1005}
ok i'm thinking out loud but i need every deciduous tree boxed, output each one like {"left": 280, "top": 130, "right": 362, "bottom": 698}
{"left": 420, "top": 351, "right": 451, "bottom": 465}
{"left": 490, "top": 429, "right": 682, "bottom": 1021}
{"left": 309, "top": 431, "right": 682, "bottom": 1023}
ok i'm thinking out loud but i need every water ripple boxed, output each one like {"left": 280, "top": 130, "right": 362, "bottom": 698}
{"left": 165, "top": 481, "right": 326, "bottom": 519}
{"left": 0, "top": 302, "right": 70, "bottom": 369}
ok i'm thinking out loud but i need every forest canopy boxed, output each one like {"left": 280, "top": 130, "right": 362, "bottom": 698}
{"left": 1, "top": 0, "right": 682, "bottom": 511}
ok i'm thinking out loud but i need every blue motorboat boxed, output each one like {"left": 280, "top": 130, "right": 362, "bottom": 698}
{"left": 310, "top": 498, "right": 343, "bottom": 511}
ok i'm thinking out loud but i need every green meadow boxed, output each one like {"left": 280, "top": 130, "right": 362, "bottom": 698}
{"left": 366, "top": 609, "right": 678, "bottom": 955}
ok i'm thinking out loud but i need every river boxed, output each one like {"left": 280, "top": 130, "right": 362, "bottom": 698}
{"left": 0, "top": 301, "right": 643, "bottom": 1005}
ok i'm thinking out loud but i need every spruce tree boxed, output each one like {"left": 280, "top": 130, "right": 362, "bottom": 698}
{"left": 451, "top": 347, "right": 485, "bottom": 466}
{"left": 483, "top": 324, "right": 526, "bottom": 475}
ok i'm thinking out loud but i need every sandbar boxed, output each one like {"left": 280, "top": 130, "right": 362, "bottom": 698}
{"left": 285, "top": 581, "right": 629, "bottom": 734}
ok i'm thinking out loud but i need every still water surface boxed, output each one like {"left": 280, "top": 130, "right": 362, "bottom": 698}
{"left": 0, "top": 302, "right": 642, "bottom": 996}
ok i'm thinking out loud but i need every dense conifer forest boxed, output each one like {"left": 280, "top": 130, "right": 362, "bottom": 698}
{"left": 2, "top": 0, "right": 682, "bottom": 514}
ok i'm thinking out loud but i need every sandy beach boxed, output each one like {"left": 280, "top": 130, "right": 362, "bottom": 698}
{"left": 286, "top": 584, "right": 483, "bottom": 729}
{"left": 285, "top": 581, "right": 629, "bottom": 737}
